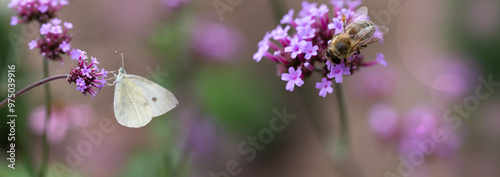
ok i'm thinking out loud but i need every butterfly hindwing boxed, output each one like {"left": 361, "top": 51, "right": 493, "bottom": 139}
{"left": 126, "top": 74, "right": 179, "bottom": 117}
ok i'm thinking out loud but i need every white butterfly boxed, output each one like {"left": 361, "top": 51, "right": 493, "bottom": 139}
{"left": 113, "top": 57, "right": 178, "bottom": 128}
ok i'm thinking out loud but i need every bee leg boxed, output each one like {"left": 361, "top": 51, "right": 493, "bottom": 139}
{"left": 341, "top": 14, "right": 346, "bottom": 30}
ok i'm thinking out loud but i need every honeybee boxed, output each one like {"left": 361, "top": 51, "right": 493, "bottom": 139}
{"left": 325, "top": 6, "right": 389, "bottom": 64}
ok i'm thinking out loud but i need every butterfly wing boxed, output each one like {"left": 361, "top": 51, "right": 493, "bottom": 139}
{"left": 114, "top": 76, "right": 153, "bottom": 128}
{"left": 126, "top": 74, "right": 179, "bottom": 117}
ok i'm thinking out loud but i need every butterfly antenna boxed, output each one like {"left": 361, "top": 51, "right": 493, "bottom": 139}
{"left": 114, "top": 51, "right": 124, "bottom": 68}
{"left": 121, "top": 53, "right": 124, "bottom": 68}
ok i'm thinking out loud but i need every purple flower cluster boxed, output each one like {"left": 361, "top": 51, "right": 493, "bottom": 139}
{"left": 28, "top": 18, "right": 73, "bottom": 64}
{"left": 253, "top": 0, "right": 386, "bottom": 97}
{"left": 67, "top": 51, "right": 109, "bottom": 99}
{"left": 8, "top": 0, "right": 69, "bottom": 25}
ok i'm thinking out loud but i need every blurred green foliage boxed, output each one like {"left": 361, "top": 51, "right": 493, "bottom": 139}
{"left": 0, "top": 162, "right": 31, "bottom": 177}
{"left": 450, "top": 0, "right": 500, "bottom": 76}
{"left": 193, "top": 65, "right": 286, "bottom": 136}
{"left": 119, "top": 151, "right": 171, "bottom": 177}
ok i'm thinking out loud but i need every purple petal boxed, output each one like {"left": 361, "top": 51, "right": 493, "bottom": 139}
{"left": 295, "top": 78, "right": 304, "bottom": 87}
{"left": 286, "top": 81, "right": 295, "bottom": 91}
{"left": 316, "top": 82, "right": 323, "bottom": 89}
{"left": 335, "top": 75, "right": 343, "bottom": 83}
{"left": 281, "top": 73, "right": 291, "bottom": 81}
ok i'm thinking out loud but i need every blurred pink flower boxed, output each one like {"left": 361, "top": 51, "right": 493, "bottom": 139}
{"left": 30, "top": 103, "right": 93, "bottom": 144}
{"left": 183, "top": 116, "right": 216, "bottom": 160}
{"left": 369, "top": 104, "right": 462, "bottom": 158}
{"left": 369, "top": 103, "right": 399, "bottom": 138}
{"left": 430, "top": 55, "right": 478, "bottom": 109}
{"left": 402, "top": 106, "right": 439, "bottom": 137}
{"left": 191, "top": 20, "right": 245, "bottom": 62}
{"left": 178, "top": 105, "right": 217, "bottom": 160}
{"left": 399, "top": 106, "right": 461, "bottom": 157}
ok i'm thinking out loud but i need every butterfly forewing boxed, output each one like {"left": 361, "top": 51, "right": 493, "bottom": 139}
{"left": 126, "top": 74, "right": 179, "bottom": 117}
{"left": 114, "top": 77, "right": 153, "bottom": 128}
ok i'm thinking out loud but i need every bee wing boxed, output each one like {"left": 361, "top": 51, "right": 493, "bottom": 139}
{"left": 349, "top": 6, "right": 368, "bottom": 23}
{"left": 375, "top": 26, "right": 389, "bottom": 38}
{"left": 352, "top": 25, "right": 389, "bottom": 51}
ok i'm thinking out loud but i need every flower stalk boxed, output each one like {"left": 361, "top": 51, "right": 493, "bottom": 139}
{"left": 0, "top": 74, "right": 68, "bottom": 109}
{"left": 332, "top": 82, "right": 350, "bottom": 160}
{"left": 39, "top": 57, "right": 51, "bottom": 177}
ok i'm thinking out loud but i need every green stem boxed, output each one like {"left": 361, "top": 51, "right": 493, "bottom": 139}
{"left": 39, "top": 58, "right": 51, "bottom": 177}
{"left": 332, "top": 83, "right": 349, "bottom": 159}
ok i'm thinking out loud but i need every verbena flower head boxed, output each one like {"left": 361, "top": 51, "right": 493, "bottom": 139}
{"left": 8, "top": 0, "right": 69, "bottom": 25}
{"left": 28, "top": 18, "right": 73, "bottom": 63}
{"left": 67, "top": 51, "right": 108, "bottom": 99}
{"left": 253, "top": 0, "right": 386, "bottom": 97}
